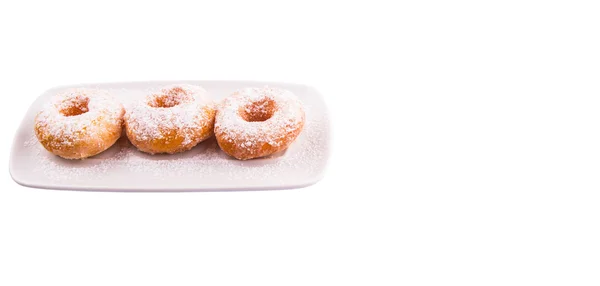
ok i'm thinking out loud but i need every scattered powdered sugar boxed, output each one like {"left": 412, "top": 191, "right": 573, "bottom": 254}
{"left": 24, "top": 86, "right": 329, "bottom": 186}
{"left": 24, "top": 134, "right": 39, "bottom": 147}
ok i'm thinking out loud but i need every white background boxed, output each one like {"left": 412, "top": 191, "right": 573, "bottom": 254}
{"left": 1, "top": 0, "right": 600, "bottom": 285}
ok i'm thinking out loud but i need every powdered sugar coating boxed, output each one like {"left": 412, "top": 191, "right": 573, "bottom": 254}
{"left": 25, "top": 107, "right": 326, "bottom": 185}
{"left": 215, "top": 86, "right": 305, "bottom": 159}
{"left": 35, "top": 88, "right": 123, "bottom": 145}
{"left": 34, "top": 88, "right": 124, "bottom": 159}
{"left": 124, "top": 84, "right": 216, "bottom": 153}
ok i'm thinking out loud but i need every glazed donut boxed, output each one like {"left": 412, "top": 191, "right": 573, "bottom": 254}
{"left": 124, "top": 84, "right": 216, "bottom": 154}
{"left": 214, "top": 86, "right": 305, "bottom": 160}
{"left": 34, "top": 88, "right": 125, "bottom": 159}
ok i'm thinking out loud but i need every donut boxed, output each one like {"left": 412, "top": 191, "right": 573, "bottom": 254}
{"left": 124, "top": 84, "right": 216, "bottom": 154}
{"left": 34, "top": 88, "right": 125, "bottom": 159}
{"left": 214, "top": 86, "right": 305, "bottom": 160}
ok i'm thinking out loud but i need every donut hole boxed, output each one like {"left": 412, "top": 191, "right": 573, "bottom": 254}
{"left": 148, "top": 95, "right": 183, "bottom": 108}
{"left": 239, "top": 98, "right": 276, "bottom": 122}
{"left": 59, "top": 97, "right": 90, "bottom": 117}
{"left": 147, "top": 87, "right": 191, "bottom": 108}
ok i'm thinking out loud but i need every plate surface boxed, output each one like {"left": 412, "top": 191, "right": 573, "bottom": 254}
{"left": 10, "top": 81, "right": 330, "bottom": 191}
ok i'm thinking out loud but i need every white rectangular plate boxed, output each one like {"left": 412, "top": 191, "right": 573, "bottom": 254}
{"left": 10, "top": 81, "right": 330, "bottom": 191}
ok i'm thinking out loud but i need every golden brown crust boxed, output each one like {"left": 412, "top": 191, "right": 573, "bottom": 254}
{"left": 34, "top": 89, "right": 125, "bottom": 160}
{"left": 214, "top": 87, "right": 305, "bottom": 160}
{"left": 125, "top": 106, "right": 216, "bottom": 154}
{"left": 215, "top": 116, "right": 304, "bottom": 160}
{"left": 124, "top": 84, "right": 217, "bottom": 154}
{"left": 35, "top": 110, "right": 125, "bottom": 160}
